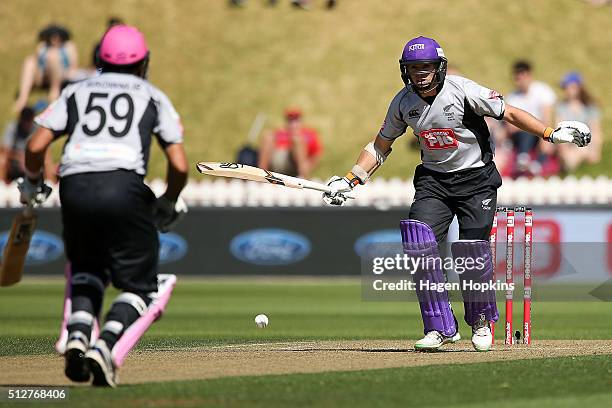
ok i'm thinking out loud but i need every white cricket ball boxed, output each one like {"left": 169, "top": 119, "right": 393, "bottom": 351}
{"left": 254, "top": 314, "right": 269, "bottom": 328}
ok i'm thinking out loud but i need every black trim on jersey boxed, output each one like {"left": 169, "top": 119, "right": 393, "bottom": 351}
{"left": 462, "top": 97, "right": 493, "bottom": 165}
{"left": 60, "top": 93, "right": 79, "bottom": 139}
{"left": 138, "top": 98, "right": 158, "bottom": 172}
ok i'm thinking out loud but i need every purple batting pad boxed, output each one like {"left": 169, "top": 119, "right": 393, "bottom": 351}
{"left": 400, "top": 219, "right": 457, "bottom": 337}
{"left": 451, "top": 240, "right": 499, "bottom": 326}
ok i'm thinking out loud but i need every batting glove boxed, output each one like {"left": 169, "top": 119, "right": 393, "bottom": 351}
{"left": 547, "top": 121, "right": 591, "bottom": 147}
{"left": 322, "top": 176, "right": 353, "bottom": 206}
{"left": 17, "top": 177, "right": 52, "bottom": 206}
{"left": 153, "top": 195, "right": 188, "bottom": 232}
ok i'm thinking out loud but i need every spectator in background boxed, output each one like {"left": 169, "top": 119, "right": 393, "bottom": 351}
{"left": 13, "top": 25, "right": 78, "bottom": 113}
{"left": 0, "top": 101, "right": 56, "bottom": 183}
{"left": 259, "top": 108, "right": 322, "bottom": 178}
{"left": 505, "top": 60, "right": 558, "bottom": 177}
{"left": 556, "top": 72, "right": 602, "bottom": 171}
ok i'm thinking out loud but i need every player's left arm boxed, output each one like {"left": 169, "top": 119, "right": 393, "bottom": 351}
{"left": 503, "top": 105, "right": 591, "bottom": 147}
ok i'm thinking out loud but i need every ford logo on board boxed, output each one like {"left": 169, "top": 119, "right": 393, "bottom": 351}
{"left": 0, "top": 230, "right": 64, "bottom": 265}
{"left": 354, "top": 229, "right": 402, "bottom": 257}
{"left": 230, "top": 229, "right": 311, "bottom": 266}
{"left": 158, "top": 232, "right": 188, "bottom": 264}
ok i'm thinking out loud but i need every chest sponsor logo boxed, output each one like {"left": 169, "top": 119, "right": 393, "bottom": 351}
{"left": 419, "top": 128, "right": 458, "bottom": 150}
{"left": 408, "top": 109, "right": 420, "bottom": 118}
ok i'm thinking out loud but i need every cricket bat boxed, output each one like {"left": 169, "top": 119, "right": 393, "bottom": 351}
{"left": 0, "top": 205, "right": 36, "bottom": 287}
{"left": 196, "top": 162, "right": 354, "bottom": 197}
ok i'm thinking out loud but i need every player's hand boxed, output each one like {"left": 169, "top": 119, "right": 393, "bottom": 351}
{"left": 322, "top": 176, "right": 353, "bottom": 206}
{"left": 17, "top": 177, "right": 52, "bottom": 206}
{"left": 153, "top": 195, "right": 188, "bottom": 232}
{"left": 549, "top": 121, "right": 591, "bottom": 147}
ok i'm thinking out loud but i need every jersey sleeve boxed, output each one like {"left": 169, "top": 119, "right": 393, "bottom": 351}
{"left": 377, "top": 90, "right": 408, "bottom": 140}
{"left": 153, "top": 90, "right": 183, "bottom": 147}
{"left": 34, "top": 87, "right": 71, "bottom": 138}
{"left": 463, "top": 79, "right": 506, "bottom": 120}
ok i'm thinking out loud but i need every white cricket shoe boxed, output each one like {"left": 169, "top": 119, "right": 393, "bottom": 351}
{"left": 471, "top": 322, "right": 493, "bottom": 352}
{"left": 414, "top": 331, "right": 461, "bottom": 351}
{"left": 86, "top": 340, "right": 117, "bottom": 387}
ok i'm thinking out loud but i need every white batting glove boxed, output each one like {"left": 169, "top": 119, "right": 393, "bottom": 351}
{"left": 17, "top": 177, "right": 52, "bottom": 206}
{"left": 549, "top": 121, "right": 591, "bottom": 147}
{"left": 153, "top": 196, "right": 188, "bottom": 232}
{"left": 322, "top": 176, "right": 353, "bottom": 206}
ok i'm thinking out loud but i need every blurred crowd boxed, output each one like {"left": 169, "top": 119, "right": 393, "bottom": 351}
{"left": 3, "top": 22, "right": 603, "bottom": 184}
{"left": 3, "top": 19, "right": 123, "bottom": 184}
{"left": 490, "top": 60, "right": 602, "bottom": 178}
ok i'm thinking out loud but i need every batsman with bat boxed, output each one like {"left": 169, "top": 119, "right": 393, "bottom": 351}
{"left": 323, "top": 36, "right": 591, "bottom": 352}
{"left": 23, "top": 25, "right": 188, "bottom": 386}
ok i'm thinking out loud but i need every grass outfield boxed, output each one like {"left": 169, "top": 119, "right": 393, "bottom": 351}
{"left": 0, "top": 278, "right": 612, "bottom": 407}
{"left": 1, "top": 279, "right": 611, "bottom": 407}
{"left": 1, "top": 0, "right": 611, "bottom": 178}
{"left": 48, "top": 356, "right": 612, "bottom": 408}
{"left": 1, "top": 279, "right": 611, "bottom": 356}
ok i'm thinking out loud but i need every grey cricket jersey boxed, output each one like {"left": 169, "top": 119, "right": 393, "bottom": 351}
{"left": 378, "top": 75, "right": 505, "bottom": 173}
{"left": 35, "top": 73, "right": 183, "bottom": 177}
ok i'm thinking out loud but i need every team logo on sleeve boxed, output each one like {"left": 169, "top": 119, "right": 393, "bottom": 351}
{"left": 419, "top": 128, "right": 458, "bottom": 150}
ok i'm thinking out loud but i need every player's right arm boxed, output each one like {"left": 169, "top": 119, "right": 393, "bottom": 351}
{"left": 323, "top": 135, "right": 394, "bottom": 206}
{"left": 162, "top": 143, "right": 188, "bottom": 201}
{"left": 323, "top": 90, "right": 405, "bottom": 206}
{"left": 151, "top": 91, "right": 189, "bottom": 232}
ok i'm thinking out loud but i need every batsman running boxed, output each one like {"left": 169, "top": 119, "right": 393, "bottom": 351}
{"left": 323, "top": 36, "right": 591, "bottom": 352}
{"left": 22, "top": 25, "right": 188, "bottom": 386}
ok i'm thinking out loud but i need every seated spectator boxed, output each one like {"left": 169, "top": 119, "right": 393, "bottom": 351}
{"left": 1, "top": 102, "right": 56, "bottom": 183}
{"left": 556, "top": 72, "right": 602, "bottom": 171}
{"left": 13, "top": 24, "right": 78, "bottom": 113}
{"left": 259, "top": 108, "right": 322, "bottom": 178}
{"left": 504, "top": 60, "right": 559, "bottom": 178}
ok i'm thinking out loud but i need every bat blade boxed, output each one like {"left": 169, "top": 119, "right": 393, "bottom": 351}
{"left": 0, "top": 209, "right": 37, "bottom": 287}
{"left": 196, "top": 162, "right": 355, "bottom": 197}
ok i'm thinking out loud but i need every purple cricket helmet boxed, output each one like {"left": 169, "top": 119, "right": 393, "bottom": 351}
{"left": 399, "top": 36, "right": 448, "bottom": 92}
